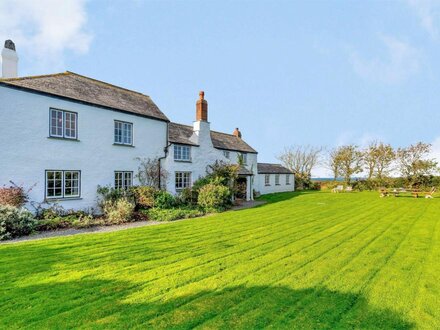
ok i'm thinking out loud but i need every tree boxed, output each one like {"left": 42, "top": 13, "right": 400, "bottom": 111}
{"left": 135, "top": 157, "right": 169, "bottom": 189}
{"left": 363, "top": 141, "right": 395, "bottom": 181}
{"left": 396, "top": 142, "right": 438, "bottom": 186}
{"left": 374, "top": 143, "right": 395, "bottom": 180}
{"left": 329, "top": 145, "right": 363, "bottom": 185}
{"left": 278, "top": 145, "right": 322, "bottom": 189}
{"left": 327, "top": 149, "right": 341, "bottom": 181}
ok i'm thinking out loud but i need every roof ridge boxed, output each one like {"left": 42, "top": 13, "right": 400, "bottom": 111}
{"left": 258, "top": 162, "right": 283, "bottom": 165}
{"left": 65, "top": 71, "right": 151, "bottom": 98}
{"left": 0, "top": 72, "right": 68, "bottom": 82}
{"left": 170, "top": 122, "right": 241, "bottom": 139}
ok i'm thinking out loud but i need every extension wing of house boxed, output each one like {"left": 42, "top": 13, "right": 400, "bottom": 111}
{"left": 0, "top": 40, "right": 294, "bottom": 211}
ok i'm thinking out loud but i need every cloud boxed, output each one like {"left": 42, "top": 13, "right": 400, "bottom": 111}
{"left": 407, "top": 0, "right": 440, "bottom": 39}
{"left": 350, "top": 35, "right": 421, "bottom": 84}
{"left": 0, "top": 0, "right": 92, "bottom": 72}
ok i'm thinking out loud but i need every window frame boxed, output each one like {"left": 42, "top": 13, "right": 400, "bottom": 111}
{"left": 174, "top": 144, "right": 191, "bottom": 162}
{"left": 223, "top": 150, "right": 230, "bottom": 159}
{"left": 114, "top": 120, "right": 133, "bottom": 146}
{"left": 114, "top": 171, "right": 133, "bottom": 190}
{"left": 265, "top": 174, "right": 270, "bottom": 186}
{"left": 275, "top": 174, "right": 280, "bottom": 185}
{"left": 240, "top": 153, "right": 248, "bottom": 165}
{"left": 45, "top": 170, "right": 81, "bottom": 200}
{"left": 175, "top": 171, "right": 192, "bottom": 191}
{"left": 49, "top": 108, "right": 78, "bottom": 140}
{"left": 286, "top": 174, "right": 291, "bottom": 185}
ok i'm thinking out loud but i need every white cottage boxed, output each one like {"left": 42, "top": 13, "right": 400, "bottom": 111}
{"left": 163, "top": 91, "right": 258, "bottom": 201}
{"left": 0, "top": 40, "right": 294, "bottom": 211}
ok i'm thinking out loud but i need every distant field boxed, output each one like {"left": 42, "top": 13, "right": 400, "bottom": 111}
{"left": 1, "top": 191, "right": 439, "bottom": 329}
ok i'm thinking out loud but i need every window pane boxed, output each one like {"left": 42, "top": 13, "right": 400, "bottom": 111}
{"left": 47, "top": 171, "right": 63, "bottom": 197}
{"left": 64, "top": 171, "right": 79, "bottom": 197}
{"left": 64, "top": 112, "right": 77, "bottom": 138}
{"left": 50, "top": 109, "right": 64, "bottom": 137}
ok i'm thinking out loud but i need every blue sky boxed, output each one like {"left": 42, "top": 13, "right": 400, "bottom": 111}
{"left": 1, "top": 0, "right": 440, "bottom": 176}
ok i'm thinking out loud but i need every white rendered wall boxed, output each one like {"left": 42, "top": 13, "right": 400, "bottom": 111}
{"left": 256, "top": 173, "right": 295, "bottom": 195}
{"left": 0, "top": 86, "right": 167, "bottom": 212}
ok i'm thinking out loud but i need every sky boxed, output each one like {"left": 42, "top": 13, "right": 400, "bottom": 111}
{"left": 1, "top": 0, "right": 440, "bottom": 176}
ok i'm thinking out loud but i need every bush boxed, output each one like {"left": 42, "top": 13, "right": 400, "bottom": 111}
{"left": 0, "top": 185, "right": 28, "bottom": 207}
{"left": 0, "top": 205, "right": 36, "bottom": 240}
{"left": 177, "top": 188, "right": 198, "bottom": 206}
{"left": 197, "top": 183, "right": 231, "bottom": 212}
{"left": 154, "top": 190, "right": 176, "bottom": 209}
{"left": 102, "top": 198, "right": 135, "bottom": 224}
{"left": 96, "top": 185, "right": 135, "bottom": 208}
{"left": 144, "top": 207, "right": 204, "bottom": 222}
{"left": 132, "top": 186, "right": 158, "bottom": 209}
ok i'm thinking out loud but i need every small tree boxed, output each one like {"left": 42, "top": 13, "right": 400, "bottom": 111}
{"left": 330, "top": 145, "right": 363, "bottom": 185}
{"left": 278, "top": 145, "right": 322, "bottom": 189}
{"left": 374, "top": 142, "right": 396, "bottom": 180}
{"left": 397, "top": 142, "right": 438, "bottom": 187}
{"left": 327, "top": 149, "right": 341, "bottom": 181}
{"left": 135, "top": 157, "right": 169, "bottom": 189}
{"left": 363, "top": 141, "right": 395, "bottom": 181}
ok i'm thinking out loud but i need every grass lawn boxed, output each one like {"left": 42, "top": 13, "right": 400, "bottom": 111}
{"left": 1, "top": 191, "right": 439, "bottom": 329}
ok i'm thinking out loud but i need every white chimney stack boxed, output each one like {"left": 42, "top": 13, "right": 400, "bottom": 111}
{"left": 1, "top": 40, "right": 18, "bottom": 78}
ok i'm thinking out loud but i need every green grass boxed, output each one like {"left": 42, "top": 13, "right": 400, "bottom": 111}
{"left": 1, "top": 191, "right": 439, "bottom": 329}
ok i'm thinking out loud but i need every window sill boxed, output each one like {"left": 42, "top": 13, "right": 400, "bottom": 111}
{"left": 45, "top": 197, "right": 83, "bottom": 202}
{"left": 286, "top": 183, "right": 291, "bottom": 185}
{"left": 113, "top": 143, "right": 135, "bottom": 148}
{"left": 174, "top": 160, "right": 192, "bottom": 163}
{"left": 275, "top": 184, "right": 281, "bottom": 186}
{"left": 48, "top": 136, "right": 80, "bottom": 142}
{"left": 265, "top": 184, "right": 271, "bottom": 186}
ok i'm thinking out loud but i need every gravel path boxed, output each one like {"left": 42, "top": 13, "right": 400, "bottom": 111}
{"left": 2, "top": 200, "right": 266, "bottom": 244}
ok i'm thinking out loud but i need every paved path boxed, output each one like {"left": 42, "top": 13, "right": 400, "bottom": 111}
{"left": 2, "top": 200, "right": 266, "bottom": 244}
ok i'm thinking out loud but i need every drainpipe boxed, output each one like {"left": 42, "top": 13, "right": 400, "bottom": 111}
{"left": 158, "top": 122, "right": 171, "bottom": 190}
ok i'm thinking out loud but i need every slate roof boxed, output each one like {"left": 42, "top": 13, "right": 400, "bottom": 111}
{"left": 168, "top": 122, "right": 257, "bottom": 154}
{"left": 0, "top": 72, "right": 169, "bottom": 122}
{"left": 237, "top": 165, "right": 253, "bottom": 176}
{"left": 257, "top": 163, "right": 293, "bottom": 174}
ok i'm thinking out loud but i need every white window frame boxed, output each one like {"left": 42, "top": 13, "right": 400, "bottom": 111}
{"left": 174, "top": 145, "right": 191, "bottom": 161}
{"left": 286, "top": 174, "right": 291, "bottom": 185}
{"left": 46, "top": 170, "right": 81, "bottom": 199}
{"left": 223, "top": 150, "right": 230, "bottom": 159}
{"left": 175, "top": 172, "right": 191, "bottom": 190}
{"left": 241, "top": 153, "right": 248, "bottom": 165}
{"left": 265, "top": 174, "right": 270, "bottom": 186}
{"left": 115, "top": 171, "right": 133, "bottom": 189}
{"left": 49, "top": 108, "right": 77, "bottom": 139}
{"left": 114, "top": 120, "right": 133, "bottom": 145}
{"left": 275, "top": 174, "right": 280, "bottom": 185}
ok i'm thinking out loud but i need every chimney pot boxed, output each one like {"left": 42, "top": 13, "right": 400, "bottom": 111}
{"left": 2, "top": 39, "right": 18, "bottom": 78}
{"left": 196, "top": 90, "right": 208, "bottom": 121}
{"left": 233, "top": 127, "right": 242, "bottom": 139}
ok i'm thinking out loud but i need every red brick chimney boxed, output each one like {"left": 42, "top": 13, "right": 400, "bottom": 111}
{"left": 196, "top": 91, "right": 208, "bottom": 121}
{"left": 233, "top": 127, "right": 242, "bottom": 138}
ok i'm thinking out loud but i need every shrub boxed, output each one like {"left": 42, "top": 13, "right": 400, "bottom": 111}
{"left": 96, "top": 185, "right": 135, "bottom": 208}
{"left": 0, "top": 185, "right": 29, "bottom": 207}
{"left": 72, "top": 214, "right": 101, "bottom": 229}
{"left": 154, "top": 190, "right": 176, "bottom": 209}
{"left": 0, "top": 205, "right": 36, "bottom": 240}
{"left": 178, "top": 187, "right": 198, "bottom": 206}
{"left": 144, "top": 207, "right": 204, "bottom": 222}
{"left": 197, "top": 183, "right": 231, "bottom": 212}
{"left": 36, "top": 215, "right": 76, "bottom": 231}
{"left": 102, "top": 198, "right": 135, "bottom": 224}
{"left": 133, "top": 186, "right": 158, "bottom": 209}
